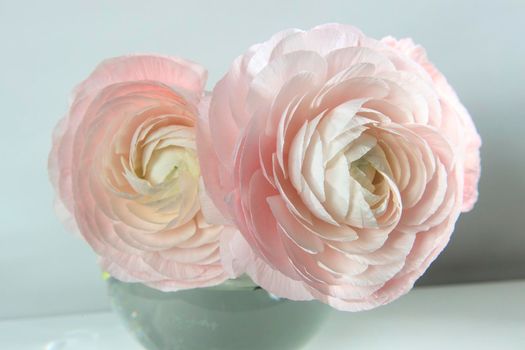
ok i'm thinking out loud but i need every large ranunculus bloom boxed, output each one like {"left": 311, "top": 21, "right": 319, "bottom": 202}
{"left": 49, "top": 55, "right": 232, "bottom": 290}
{"left": 198, "top": 24, "right": 481, "bottom": 310}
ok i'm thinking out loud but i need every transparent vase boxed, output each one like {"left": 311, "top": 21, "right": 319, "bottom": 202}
{"left": 107, "top": 276, "right": 329, "bottom": 350}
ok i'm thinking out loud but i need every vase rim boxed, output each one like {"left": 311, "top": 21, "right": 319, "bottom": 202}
{"left": 207, "top": 274, "right": 259, "bottom": 291}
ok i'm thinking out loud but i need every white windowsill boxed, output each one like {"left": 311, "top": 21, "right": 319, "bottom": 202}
{"left": 1, "top": 280, "right": 523, "bottom": 349}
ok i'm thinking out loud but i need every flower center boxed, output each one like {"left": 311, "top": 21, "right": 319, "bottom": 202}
{"left": 348, "top": 151, "right": 388, "bottom": 212}
{"left": 145, "top": 146, "right": 199, "bottom": 186}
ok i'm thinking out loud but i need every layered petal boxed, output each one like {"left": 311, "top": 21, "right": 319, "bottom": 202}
{"left": 200, "top": 24, "right": 481, "bottom": 310}
{"left": 49, "top": 55, "right": 233, "bottom": 290}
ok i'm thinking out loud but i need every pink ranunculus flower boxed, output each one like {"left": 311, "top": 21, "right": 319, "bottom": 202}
{"left": 49, "top": 54, "right": 234, "bottom": 290}
{"left": 198, "top": 24, "right": 481, "bottom": 310}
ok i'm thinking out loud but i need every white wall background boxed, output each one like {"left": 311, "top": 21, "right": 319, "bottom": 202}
{"left": 0, "top": 0, "right": 524, "bottom": 320}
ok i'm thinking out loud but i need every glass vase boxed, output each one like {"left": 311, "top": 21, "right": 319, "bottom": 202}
{"left": 107, "top": 276, "right": 329, "bottom": 350}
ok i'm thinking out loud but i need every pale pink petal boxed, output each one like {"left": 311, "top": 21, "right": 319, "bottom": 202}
{"left": 201, "top": 24, "right": 481, "bottom": 311}
{"left": 49, "top": 54, "right": 233, "bottom": 291}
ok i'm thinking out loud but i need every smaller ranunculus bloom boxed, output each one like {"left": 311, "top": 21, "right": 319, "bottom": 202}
{"left": 198, "top": 24, "right": 482, "bottom": 310}
{"left": 49, "top": 55, "right": 232, "bottom": 290}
